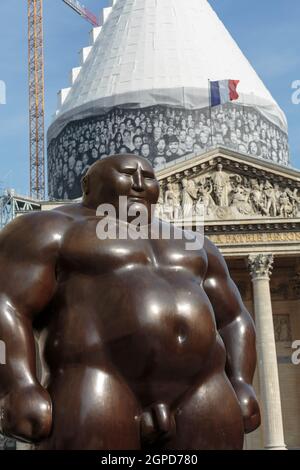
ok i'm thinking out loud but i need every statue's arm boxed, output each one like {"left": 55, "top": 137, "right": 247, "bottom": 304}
{"left": 203, "top": 237, "right": 261, "bottom": 433}
{"left": 0, "top": 212, "right": 66, "bottom": 442}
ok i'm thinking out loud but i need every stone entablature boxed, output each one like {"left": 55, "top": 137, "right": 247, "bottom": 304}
{"left": 209, "top": 232, "right": 300, "bottom": 245}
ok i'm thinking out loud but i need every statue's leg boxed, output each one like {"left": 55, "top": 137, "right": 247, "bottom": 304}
{"left": 162, "top": 372, "right": 244, "bottom": 450}
{"left": 37, "top": 367, "right": 141, "bottom": 450}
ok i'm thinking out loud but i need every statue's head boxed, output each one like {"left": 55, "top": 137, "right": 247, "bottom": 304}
{"left": 81, "top": 154, "right": 160, "bottom": 221}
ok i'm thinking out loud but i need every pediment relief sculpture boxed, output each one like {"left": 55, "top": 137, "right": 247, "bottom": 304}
{"left": 156, "top": 162, "right": 300, "bottom": 222}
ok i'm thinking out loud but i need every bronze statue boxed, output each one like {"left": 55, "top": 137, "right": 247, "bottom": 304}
{"left": 0, "top": 154, "right": 260, "bottom": 450}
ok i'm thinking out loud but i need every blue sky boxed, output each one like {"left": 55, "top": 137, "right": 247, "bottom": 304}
{"left": 0, "top": 0, "right": 300, "bottom": 195}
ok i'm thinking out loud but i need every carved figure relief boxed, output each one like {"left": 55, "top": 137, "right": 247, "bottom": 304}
{"left": 158, "top": 163, "right": 300, "bottom": 221}
{"left": 274, "top": 315, "right": 292, "bottom": 343}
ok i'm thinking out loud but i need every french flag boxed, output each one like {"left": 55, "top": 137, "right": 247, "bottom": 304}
{"left": 210, "top": 80, "right": 240, "bottom": 107}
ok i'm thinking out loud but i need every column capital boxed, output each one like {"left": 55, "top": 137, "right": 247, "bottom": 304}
{"left": 248, "top": 253, "right": 274, "bottom": 280}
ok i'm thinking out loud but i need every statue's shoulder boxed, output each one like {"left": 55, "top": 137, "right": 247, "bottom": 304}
{"left": 203, "top": 236, "right": 223, "bottom": 259}
{"left": 203, "top": 236, "right": 229, "bottom": 276}
{"left": 204, "top": 236, "right": 216, "bottom": 251}
{"left": 0, "top": 208, "right": 74, "bottom": 249}
{"left": 155, "top": 219, "right": 209, "bottom": 255}
{"left": 12, "top": 207, "right": 73, "bottom": 229}
{"left": 50, "top": 202, "right": 83, "bottom": 217}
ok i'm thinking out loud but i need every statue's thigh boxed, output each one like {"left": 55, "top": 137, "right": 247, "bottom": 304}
{"left": 38, "top": 368, "right": 142, "bottom": 450}
{"left": 164, "top": 375, "right": 244, "bottom": 450}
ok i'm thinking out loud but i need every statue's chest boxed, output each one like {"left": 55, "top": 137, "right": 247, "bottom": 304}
{"left": 59, "top": 219, "right": 206, "bottom": 279}
{"left": 59, "top": 218, "right": 154, "bottom": 275}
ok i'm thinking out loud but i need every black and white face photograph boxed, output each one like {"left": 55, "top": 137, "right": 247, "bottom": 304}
{"left": 48, "top": 103, "right": 289, "bottom": 200}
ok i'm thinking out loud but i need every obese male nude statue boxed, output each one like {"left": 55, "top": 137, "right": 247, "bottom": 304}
{"left": 0, "top": 154, "right": 260, "bottom": 450}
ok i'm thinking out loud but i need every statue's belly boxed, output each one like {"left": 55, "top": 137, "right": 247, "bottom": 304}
{"left": 100, "top": 267, "right": 219, "bottom": 381}
{"left": 44, "top": 265, "right": 223, "bottom": 405}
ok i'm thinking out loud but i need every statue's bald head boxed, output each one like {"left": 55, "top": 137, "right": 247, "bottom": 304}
{"left": 81, "top": 154, "right": 160, "bottom": 216}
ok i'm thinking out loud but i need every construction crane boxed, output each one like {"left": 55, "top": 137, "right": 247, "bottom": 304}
{"left": 62, "top": 0, "right": 100, "bottom": 27}
{"left": 27, "top": 0, "right": 99, "bottom": 201}
{"left": 28, "top": 0, "right": 45, "bottom": 200}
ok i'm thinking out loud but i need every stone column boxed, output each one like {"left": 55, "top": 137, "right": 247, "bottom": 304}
{"left": 248, "top": 253, "right": 286, "bottom": 450}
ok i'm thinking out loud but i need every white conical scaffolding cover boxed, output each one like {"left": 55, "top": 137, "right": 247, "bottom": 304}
{"left": 48, "top": 0, "right": 287, "bottom": 140}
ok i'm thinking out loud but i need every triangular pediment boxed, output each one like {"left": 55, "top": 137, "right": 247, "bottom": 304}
{"left": 155, "top": 147, "right": 300, "bottom": 224}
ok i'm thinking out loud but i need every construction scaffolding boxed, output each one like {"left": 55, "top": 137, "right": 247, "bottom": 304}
{"left": 0, "top": 190, "right": 41, "bottom": 229}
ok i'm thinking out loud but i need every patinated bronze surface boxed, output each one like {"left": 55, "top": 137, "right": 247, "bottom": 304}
{"left": 0, "top": 154, "right": 260, "bottom": 450}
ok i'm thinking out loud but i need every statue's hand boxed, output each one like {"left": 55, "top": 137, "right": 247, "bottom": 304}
{"left": 141, "top": 403, "right": 176, "bottom": 445}
{"left": 1, "top": 383, "right": 52, "bottom": 443}
{"left": 231, "top": 380, "right": 261, "bottom": 434}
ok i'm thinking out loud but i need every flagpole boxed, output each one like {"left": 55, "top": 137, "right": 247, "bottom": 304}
{"left": 208, "top": 79, "right": 213, "bottom": 149}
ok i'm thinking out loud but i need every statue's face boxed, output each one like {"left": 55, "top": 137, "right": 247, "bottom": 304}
{"left": 85, "top": 155, "right": 160, "bottom": 221}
